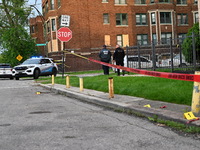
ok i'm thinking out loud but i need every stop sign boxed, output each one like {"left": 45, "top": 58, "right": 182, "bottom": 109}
{"left": 57, "top": 27, "right": 72, "bottom": 42}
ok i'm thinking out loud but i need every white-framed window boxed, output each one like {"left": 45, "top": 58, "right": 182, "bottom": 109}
{"left": 136, "top": 14, "right": 147, "bottom": 25}
{"left": 102, "top": 0, "right": 108, "bottom": 2}
{"left": 137, "top": 34, "right": 148, "bottom": 45}
{"left": 177, "top": 0, "right": 186, "bottom": 5}
{"left": 194, "top": 12, "right": 199, "bottom": 23}
{"left": 151, "top": 12, "right": 156, "bottom": 24}
{"left": 50, "top": 0, "right": 54, "bottom": 10}
{"left": 160, "top": 12, "right": 171, "bottom": 24}
{"left": 177, "top": 13, "right": 188, "bottom": 25}
{"left": 115, "top": 0, "right": 126, "bottom": 4}
{"left": 116, "top": 34, "right": 129, "bottom": 47}
{"left": 161, "top": 33, "right": 172, "bottom": 44}
{"left": 103, "top": 13, "right": 110, "bottom": 24}
{"left": 116, "top": 13, "right": 128, "bottom": 26}
{"left": 51, "top": 19, "right": 56, "bottom": 31}
{"left": 194, "top": 0, "right": 198, "bottom": 4}
{"left": 57, "top": 0, "right": 61, "bottom": 8}
{"left": 135, "top": 0, "right": 146, "bottom": 4}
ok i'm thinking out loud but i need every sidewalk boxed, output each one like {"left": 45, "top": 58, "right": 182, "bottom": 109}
{"left": 35, "top": 80, "right": 200, "bottom": 127}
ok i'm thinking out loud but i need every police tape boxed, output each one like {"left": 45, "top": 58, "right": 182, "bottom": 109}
{"left": 88, "top": 58, "right": 200, "bottom": 82}
{"left": 63, "top": 50, "right": 200, "bottom": 82}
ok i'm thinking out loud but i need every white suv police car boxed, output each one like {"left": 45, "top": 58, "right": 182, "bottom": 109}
{"left": 12, "top": 57, "right": 58, "bottom": 80}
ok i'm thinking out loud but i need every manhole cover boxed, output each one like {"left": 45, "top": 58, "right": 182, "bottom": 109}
{"left": 29, "top": 111, "right": 52, "bottom": 114}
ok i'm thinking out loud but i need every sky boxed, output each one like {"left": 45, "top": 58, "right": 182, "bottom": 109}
{"left": 27, "top": 0, "right": 42, "bottom": 16}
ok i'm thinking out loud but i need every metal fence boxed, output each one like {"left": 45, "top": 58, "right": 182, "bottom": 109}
{"left": 126, "top": 33, "right": 200, "bottom": 73}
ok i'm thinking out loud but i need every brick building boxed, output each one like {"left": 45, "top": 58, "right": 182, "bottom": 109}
{"left": 30, "top": 0, "right": 199, "bottom": 71}
{"left": 29, "top": 16, "right": 46, "bottom": 56}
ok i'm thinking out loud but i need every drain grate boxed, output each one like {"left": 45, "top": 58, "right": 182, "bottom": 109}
{"left": 29, "top": 111, "right": 52, "bottom": 114}
{"left": 63, "top": 136, "right": 76, "bottom": 139}
{"left": 0, "top": 124, "right": 11, "bottom": 127}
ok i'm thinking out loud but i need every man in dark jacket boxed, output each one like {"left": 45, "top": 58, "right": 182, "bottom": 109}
{"left": 99, "top": 45, "right": 112, "bottom": 75}
{"left": 113, "top": 44, "right": 125, "bottom": 76}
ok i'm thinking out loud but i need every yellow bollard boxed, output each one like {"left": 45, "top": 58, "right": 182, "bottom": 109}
{"left": 108, "top": 77, "right": 114, "bottom": 98}
{"left": 191, "top": 71, "right": 200, "bottom": 116}
{"left": 66, "top": 75, "right": 70, "bottom": 88}
{"left": 79, "top": 77, "right": 84, "bottom": 92}
{"left": 52, "top": 75, "right": 55, "bottom": 85}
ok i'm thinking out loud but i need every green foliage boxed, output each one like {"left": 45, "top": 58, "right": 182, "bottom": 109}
{"left": 0, "top": 0, "right": 38, "bottom": 66}
{"left": 182, "top": 23, "right": 200, "bottom": 63}
{"left": 0, "top": 27, "right": 38, "bottom": 66}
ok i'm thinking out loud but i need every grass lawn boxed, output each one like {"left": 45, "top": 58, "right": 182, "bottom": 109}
{"left": 37, "top": 72, "right": 194, "bottom": 106}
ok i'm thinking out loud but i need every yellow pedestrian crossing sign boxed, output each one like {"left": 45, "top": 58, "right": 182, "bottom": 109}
{"left": 16, "top": 55, "right": 23, "bottom": 61}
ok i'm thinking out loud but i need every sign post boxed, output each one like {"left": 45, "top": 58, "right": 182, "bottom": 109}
{"left": 57, "top": 27, "right": 72, "bottom": 78}
{"left": 57, "top": 27, "right": 72, "bottom": 42}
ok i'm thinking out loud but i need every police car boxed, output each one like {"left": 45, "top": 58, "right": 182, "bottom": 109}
{"left": 12, "top": 57, "right": 58, "bottom": 80}
{"left": 0, "top": 63, "right": 13, "bottom": 79}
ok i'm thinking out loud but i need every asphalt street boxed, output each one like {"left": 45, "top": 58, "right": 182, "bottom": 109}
{"left": 0, "top": 79, "right": 200, "bottom": 150}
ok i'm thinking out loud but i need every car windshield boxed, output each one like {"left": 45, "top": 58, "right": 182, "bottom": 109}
{"left": 22, "top": 59, "right": 40, "bottom": 65}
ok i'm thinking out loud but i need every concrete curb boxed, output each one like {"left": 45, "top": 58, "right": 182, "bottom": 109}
{"left": 37, "top": 83, "right": 200, "bottom": 127}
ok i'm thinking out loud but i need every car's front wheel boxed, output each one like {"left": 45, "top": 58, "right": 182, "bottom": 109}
{"left": 33, "top": 69, "right": 40, "bottom": 79}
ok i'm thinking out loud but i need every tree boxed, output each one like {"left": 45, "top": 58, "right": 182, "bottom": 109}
{"left": 0, "top": 0, "right": 39, "bottom": 66}
{"left": 182, "top": 23, "right": 200, "bottom": 63}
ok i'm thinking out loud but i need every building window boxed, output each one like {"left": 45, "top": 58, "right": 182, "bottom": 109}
{"left": 45, "top": 1, "right": 48, "bottom": 13}
{"left": 116, "top": 13, "right": 128, "bottom": 26}
{"left": 194, "top": 0, "right": 197, "bottom": 4}
{"left": 104, "top": 35, "right": 110, "bottom": 46}
{"left": 57, "top": 0, "right": 61, "bottom": 8}
{"left": 160, "top": 12, "right": 171, "bottom": 24}
{"left": 103, "top": 13, "right": 110, "bottom": 24}
{"left": 117, "top": 35, "right": 123, "bottom": 46}
{"left": 151, "top": 12, "right": 156, "bottom": 24}
{"left": 137, "top": 34, "right": 148, "bottom": 45}
{"left": 159, "top": 0, "right": 170, "bottom": 3}
{"left": 115, "top": 0, "right": 126, "bottom": 4}
{"left": 116, "top": 34, "right": 129, "bottom": 47}
{"left": 178, "top": 33, "right": 186, "bottom": 44}
{"left": 135, "top": 0, "right": 146, "bottom": 4}
{"left": 42, "top": 6, "right": 45, "bottom": 15}
{"left": 177, "top": 14, "right": 188, "bottom": 25}
{"left": 194, "top": 12, "right": 199, "bottom": 23}
{"left": 47, "top": 21, "right": 50, "bottom": 32}
{"left": 161, "top": 33, "right": 172, "bottom": 44}
{"left": 51, "top": 19, "right": 56, "bottom": 31}
{"left": 102, "top": 0, "right": 108, "bottom": 2}
{"left": 30, "top": 25, "right": 35, "bottom": 33}
{"left": 177, "top": 0, "right": 186, "bottom": 4}
{"left": 136, "top": 14, "right": 147, "bottom": 25}
{"left": 152, "top": 33, "right": 157, "bottom": 44}
{"left": 50, "top": 0, "right": 54, "bottom": 10}
{"left": 150, "top": 0, "right": 155, "bottom": 3}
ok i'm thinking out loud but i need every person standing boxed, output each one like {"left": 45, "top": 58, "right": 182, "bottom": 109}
{"left": 99, "top": 45, "right": 112, "bottom": 75}
{"left": 113, "top": 44, "right": 125, "bottom": 76}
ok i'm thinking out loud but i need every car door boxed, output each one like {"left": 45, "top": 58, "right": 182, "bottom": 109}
{"left": 40, "top": 59, "right": 53, "bottom": 75}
